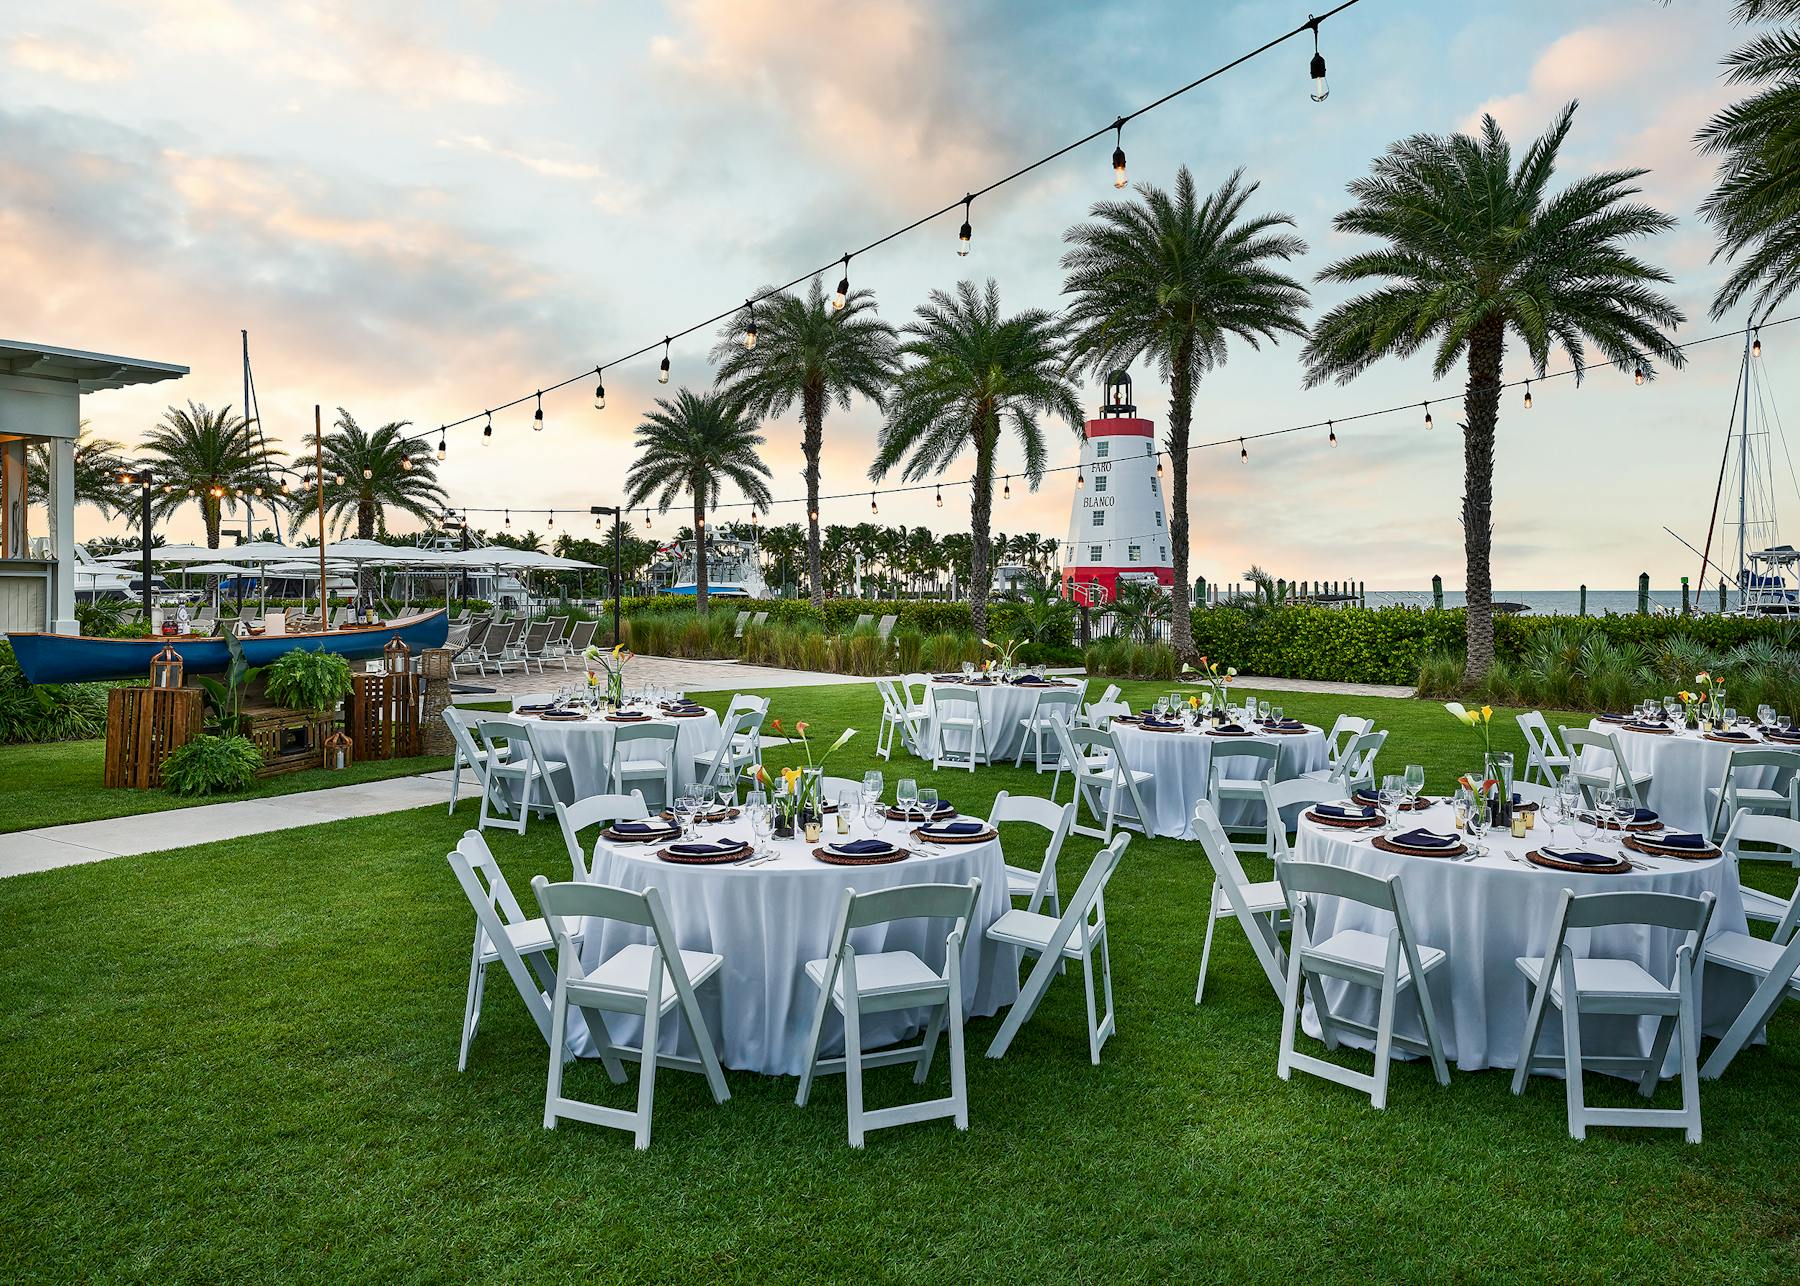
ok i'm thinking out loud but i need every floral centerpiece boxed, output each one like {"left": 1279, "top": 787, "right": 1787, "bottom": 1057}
{"left": 1675, "top": 687, "right": 1701, "bottom": 729}
{"left": 582, "top": 642, "right": 633, "bottom": 709}
{"left": 1457, "top": 772, "right": 1500, "bottom": 823}
{"left": 1183, "top": 657, "right": 1237, "bottom": 719}
{"left": 1694, "top": 671, "right": 1727, "bottom": 730}
{"left": 1446, "top": 702, "right": 1510, "bottom": 823}
{"left": 765, "top": 718, "right": 856, "bottom": 840}
{"left": 981, "top": 635, "right": 1023, "bottom": 676}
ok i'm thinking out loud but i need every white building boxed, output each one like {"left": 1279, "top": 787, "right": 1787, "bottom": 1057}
{"left": 1061, "top": 371, "right": 1173, "bottom": 606}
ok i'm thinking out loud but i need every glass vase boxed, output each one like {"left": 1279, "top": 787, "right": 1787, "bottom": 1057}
{"left": 1485, "top": 751, "right": 1514, "bottom": 826}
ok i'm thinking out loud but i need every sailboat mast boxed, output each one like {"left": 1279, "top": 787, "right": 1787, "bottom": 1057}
{"left": 1699, "top": 330, "right": 1754, "bottom": 602}
{"left": 1739, "top": 330, "right": 1751, "bottom": 608}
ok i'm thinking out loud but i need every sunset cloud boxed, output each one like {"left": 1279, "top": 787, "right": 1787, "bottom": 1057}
{"left": 7, "top": 31, "right": 130, "bottom": 82}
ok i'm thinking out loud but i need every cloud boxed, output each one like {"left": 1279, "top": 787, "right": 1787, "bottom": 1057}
{"left": 7, "top": 31, "right": 131, "bottom": 82}
{"left": 438, "top": 134, "right": 601, "bottom": 182}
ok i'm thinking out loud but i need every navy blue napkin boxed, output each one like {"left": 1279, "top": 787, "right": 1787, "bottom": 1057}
{"left": 1316, "top": 802, "right": 1377, "bottom": 819}
{"left": 1211, "top": 723, "right": 1246, "bottom": 734}
{"left": 1393, "top": 828, "right": 1458, "bottom": 849}
{"left": 829, "top": 839, "right": 896, "bottom": 856}
{"left": 922, "top": 819, "right": 985, "bottom": 836}
{"left": 1141, "top": 717, "right": 1183, "bottom": 730}
{"left": 1540, "top": 847, "right": 1615, "bottom": 866}
{"left": 1014, "top": 675, "right": 1050, "bottom": 685}
{"left": 1656, "top": 831, "right": 1710, "bottom": 850}
{"left": 517, "top": 703, "right": 555, "bottom": 713}
{"left": 668, "top": 840, "right": 740, "bottom": 857}
{"left": 612, "top": 819, "right": 675, "bottom": 835}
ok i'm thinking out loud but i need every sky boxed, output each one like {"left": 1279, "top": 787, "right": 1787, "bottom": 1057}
{"left": 1, "top": 0, "right": 1787, "bottom": 589}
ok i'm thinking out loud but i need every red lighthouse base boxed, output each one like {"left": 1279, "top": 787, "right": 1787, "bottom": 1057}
{"left": 1063, "top": 566, "right": 1174, "bottom": 605}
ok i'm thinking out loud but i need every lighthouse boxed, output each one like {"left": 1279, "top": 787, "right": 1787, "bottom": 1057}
{"left": 1062, "top": 370, "right": 1173, "bottom": 605}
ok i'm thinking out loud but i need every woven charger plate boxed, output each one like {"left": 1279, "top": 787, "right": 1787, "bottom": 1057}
{"left": 1621, "top": 724, "right": 1673, "bottom": 735}
{"left": 1306, "top": 809, "right": 1380, "bottom": 830}
{"left": 1624, "top": 835, "right": 1721, "bottom": 861}
{"left": 602, "top": 826, "right": 678, "bottom": 844}
{"left": 1353, "top": 794, "right": 1435, "bottom": 812}
{"left": 1579, "top": 814, "right": 1661, "bottom": 833}
{"left": 656, "top": 843, "right": 752, "bottom": 865}
{"left": 1371, "top": 834, "right": 1467, "bottom": 859}
{"left": 1527, "top": 849, "right": 1631, "bottom": 874}
{"left": 606, "top": 714, "right": 653, "bottom": 723}
{"left": 534, "top": 711, "right": 589, "bottom": 721}
{"left": 1703, "top": 732, "right": 1760, "bottom": 745}
{"left": 1765, "top": 732, "right": 1800, "bottom": 745}
{"left": 814, "top": 845, "right": 909, "bottom": 866}
{"left": 909, "top": 826, "right": 997, "bottom": 845}
{"left": 1206, "top": 728, "right": 1253, "bottom": 737}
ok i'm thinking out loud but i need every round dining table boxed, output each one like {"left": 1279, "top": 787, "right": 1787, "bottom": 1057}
{"left": 507, "top": 707, "right": 722, "bottom": 806}
{"left": 1294, "top": 802, "right": 1752, "bottom": 1073}
{"left": 1111, "top": 718, "right": 1328, "bottom": 839}
{"left": 1579, "top": 717, "right": 1794, "bottom": 834}
{"left": 921, "top": 676, "right": 1083, "bottom": 764}
{"left": 569, "top": 813, "right": 1020, "bottom": 1075}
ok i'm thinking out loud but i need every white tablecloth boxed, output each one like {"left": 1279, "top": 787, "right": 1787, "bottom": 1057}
{"left": 571, "top": 817, "right": 1019, "bottom": 1075}
{"left": 922, "top": 679, "right": 1080, "bottom": 763}
{"left": 1580, "top": 719, "right": 1784, "bottom": 834}
{"left": 1111, "top": 721, "right": 1328, "bottom": 839}
{"left": 1295, "top": 804, "right": 1751, "bottom": 1073}
{"left": 507, "top": 709, "right": 722, "bottom": 807}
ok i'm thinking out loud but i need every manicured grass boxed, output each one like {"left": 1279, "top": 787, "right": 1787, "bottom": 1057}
{"left": 3, "top": 682, "right": 1798, "bottom": 1281}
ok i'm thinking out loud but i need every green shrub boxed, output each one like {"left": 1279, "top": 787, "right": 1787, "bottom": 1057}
{"left": 0, "top": 641, "right": 110, "bottom": 744}
{"left": 1084, "top": 637, "right": 1179, "bottom": 680}
{"left": 262, "top": 647, "right": 354, "bottom": 712}
{"left": 161, "top": 733, "right": 263, "bottom": 796}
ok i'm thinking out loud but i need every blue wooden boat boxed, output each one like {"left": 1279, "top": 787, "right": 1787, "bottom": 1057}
{"left": 6, "top": 610, "right": 450, "bottom": 685}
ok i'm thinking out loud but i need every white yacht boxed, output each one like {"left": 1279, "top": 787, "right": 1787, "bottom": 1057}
{"left": 662, "top": 533, "right": 768, "bottom": 598}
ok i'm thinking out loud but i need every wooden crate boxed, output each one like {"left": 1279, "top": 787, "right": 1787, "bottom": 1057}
{"left": 104, "top": 686, "right": 205, "bottom": 789}
{"left": 418, "top": 648, "right": 453, "bottom": 756}
{"left": 241, "top": 702, "right": 335, "bottom": 777}
{"left": 348, "top": 671, "right": 421, "bottom": 762}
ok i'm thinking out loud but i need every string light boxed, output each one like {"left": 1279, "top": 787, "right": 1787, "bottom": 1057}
{"left": 1308, "top": 15, "right": 1329, "bottom": 101}
{"left": 401, "top": 458, "right": 413, "bottom": 472}
{"left": 280, "top": 479, "right": 290, "bottom": 493}
{"left": 1635, "top": 364, "right": 1646, "bottom": 385}
{"left": 1155, "top": 453, "right": 1164, "bottom": 477}
{"left": 334, "top": 473, "right": 344, "bottom": 485}
{"left": 533, "top": 390, "right": 544, "bottom": 431}
{"left": 1327, "top": 419, "right": 1337, "bottom": 446}
{"left": 809, "top": 508, "right": 818, "bottom": 522}
{"left": 1753, "top": 329, "right": 1762, "bottom": 358}
{"left": 594, "top": 368, "right": 606, "bottom": 410}
{"left": 1076, "top": 467, "right": 1085, "bottom": 489}
{"left": 1522, "top": 380, "right": 1533, "bottom": 410}
{"left": 484, "top": 411, "right": 493, "bottom": 443}
{"left": 1111, "top": 118, "right": 1128, "bottom": 188}
{"left": 743, "top": 302, "right": 758, "bottom": 350}
{"left": 869, "top": 490, "right": 878, "bottom": 515}
{"left": 547, "top": 510, "right": 554, "bottom": 528}
{"left": 1423, "top": 401, "right": 1433, "bottom": 430}
{"left": 936, "top": 483, "right": 943, "bottom": 508}
{"left": 362, "top": 467, "right": 373, "bottom": 480}
{"left": 504, "top": 508, "right": 511, "bottom": 526}
{"left": 1003, "top": 475, "right": 1011, "bottom": 499}
{"left": 957, "top": 196, "right": 972, "bottom": 257}
{"left": 643, "top": 507, "right": 651, "bottom": 528}
{"left": 659, "top": 338, "right": 671, "bottom": 384}
{"left": 1240, "top": 438, "right": 1248, "bottom": 461}
{"left": 437, "top": 428, "right": 447, "bottom": 460}
{"left": 832, "top": 255, "right": 850, "bottom": 310}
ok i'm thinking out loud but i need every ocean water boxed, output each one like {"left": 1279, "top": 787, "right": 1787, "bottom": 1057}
{"left": 1361, "top": 589, "right": 1704, "bottom": 617}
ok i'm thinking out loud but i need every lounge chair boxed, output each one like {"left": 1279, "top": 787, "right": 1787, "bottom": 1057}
{"left": 561, "top": 619, "right": 597, "bottom": 669}
{"left": 518, "top": 620, "right": 556, "bottom": 673}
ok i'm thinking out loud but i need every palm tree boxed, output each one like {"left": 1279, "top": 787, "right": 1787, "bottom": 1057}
{"left": 26, "top": 422, "right": 132, "bottom": 519}
{"left": 1697, "top": 1, "right": 1800, "bottom": 320}
{"left": 1302, "top": 103, "right": 1685, "bottom": 680}
{"left": 871, "top": 280, "right": 1083, "bottom": 638}
{"left": 712, "top": 276, "right": 898, "bottom": 608}
{"left": 286, "top": 410, "right": 447, "bottom": 542}
{"left": 1062, "top": 167, "right": 1310, "bottom": 662}
{"left": 624, "top": 388, "right": 773, "bottom": 614}
{"left": 138, "top": 401, "right": 283, "bottom": 548}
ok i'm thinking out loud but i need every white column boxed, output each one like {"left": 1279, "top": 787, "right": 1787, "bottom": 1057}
{"left": 49, "top": 435, "right": 77, "bottom": 634}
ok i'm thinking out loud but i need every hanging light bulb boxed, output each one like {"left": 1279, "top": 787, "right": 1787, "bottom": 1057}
{"left": 870, "top": 491, "right": 878, "bottom": 515}
{"left": 743, "top": 302, "right": 758, "bottom": 350}
{"left": 1111, "top": 118, "right": 1128, "bottom": 189}
{"left": 117, "top": 471, "right": 131, "bottom": 486}
{"left": 1523, "top": 380, "right": 1533, "bottom": 410}
{"left": 164, "top": 484, "right": 175, "bottom": 494}
{"left": 1003, "top": 475, "right": 1011, "bottom": 499}
{"left": 593, "top": 368, "right": 606, "bottom": 410}
{"left": 1155, "top": 453, "right": 1164, "bottom": 477}
{"left": 483, "top": 411, "right": 493, "bottom": 443}
{"left": 1753, "top": 329, "right": 1762, "bottom": 359}
{"left": 1240, "top": 438, "right": 1248, "bottom": 461}
{"left": 280, "top": 479, "right": 290, "bottom": 493}
{"left": 362, "top": 467, "right": 373, "bottom": 480}
{"left": 1328, "top": 420, "right": 1337, "bottom": 447}
{"left": 936, "top": 483, "right": 943, "bottom": 508}
{"left": 659, "top": 338, "right": 671, "bottom": 383}
{"left": 643, "top": 507, "right": 651, "bottom": 528}
{"left": 832, "top": 255, "right": 850, "bottom": 310}
{"left": 548, "top": 511, "right": 554, "bottom": 528}
{"left": 334, "top": 473, "right": 344, "bottom": 486}
{"left": 1077, "top": 467, "right": 1085, "bottom": 489}
{"left": 533, "top": 390, "right": 544, "bottom": 431}
{"left": 809, "top": 508, "right": 819, "bottom": 522}
{"left": 437, "top": 428, "right": 447, "bottom": 460}
{"left": 504, "top": 508, "right": 511, "bottom": 527}
{"left": 401, "top": 457, "right": 413, "bottom": 472}
{"left": 1634, "top": 364, "right": 1646, "bottom": 386}
{"left": 1423, "top": 402, "right": 1434, "bottom": 431}
{"left": 1308, "top": 16, "right": 1329, "bottom": 102}
{"left": 957, "top": 196, "right": 972, "bottom": 257}
{"left": 254, "top": 485, "right": 264, "bottom": 496}
{"left": 595, "top": 513, "right": 603, "bottom": 528}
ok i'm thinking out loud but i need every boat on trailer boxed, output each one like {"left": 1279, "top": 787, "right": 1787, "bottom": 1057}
{"left": 6, "top": 609, "right": 450, "bottom": 685}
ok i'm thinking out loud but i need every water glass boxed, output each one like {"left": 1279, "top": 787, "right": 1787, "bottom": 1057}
{"left": 897, "top": 777, "right": 918, "bottom": 817}
{"left": 749, "top": 802, "right": 774, "bottom": 857}
{"left": 1271, "top": 706, "right": 1285, "bottom": 724}
{"left": 862, "top": 769, "right": 884, "bottom": 806}
{"left": 1259, "top": 700, "right": 1272, "bottom": 723}
{"left": 1466, "top": 801, "right": 1489, "bottom": 854}
{"left": 1404, "top": 763, "right": 1425, "bottom": 804}
{"left": 1758, "top": 704, "right": 1774, "bottom": 727}
{"left": 1725, "top": 707, "right": 1739, "bottom": 726}
{"left": 836, "top": 789, "right": 858, "bottom": 835}
{"left": 1452, "top": 787, "right": 1471, "bottom": 832}
{"left": 918, "top": 786, "right": 939, "bottom": 817}
{"left": 1380, "top": 774, "right": 1404, "bottom": 833}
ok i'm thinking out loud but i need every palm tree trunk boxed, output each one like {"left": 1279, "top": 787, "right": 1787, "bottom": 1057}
{"left": 357, "top": 501, "right": 376, "bottom": 597}
{"left": 1166, "top": 346, "right": 1197, "bottom": 660}
{"left": 1461, "top": 317, "right": 1504, "bottom": 683}
{"left": 693, "top": 495, "right": 710, "bottom": 615}
{"left": 203, "top": 496, "right": 221, "bottom": 549}
{"left": 802, "top": 380, "right": 826, "bottom": 610}
{"left": 970, "top": 425, "right": 995, "bottom": 639}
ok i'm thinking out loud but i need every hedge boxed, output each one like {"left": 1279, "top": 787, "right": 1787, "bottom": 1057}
{"left": 626, "top": 596, "right": 1075, "bottom": 649}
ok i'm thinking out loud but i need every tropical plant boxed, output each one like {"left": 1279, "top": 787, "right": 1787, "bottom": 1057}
{"left": 0, "top": 641, "right": 109, "bottom": 743}
{"left": 1003, "top": 576, "right": 1077, "bottom": 645}
{"left": 261, "top": 646, "right": 354, "bottom": 713}
{"left": 623, "top": 388, "right": 773, "bottom": 615}
{"left": 285, "top": 410, "right": 447, "bottom": 544}
{"left": 161, "top": 733, "right": 263, "bottom": 796}
{"left": 25, "top": 422, "right": 132, "bottom": 518}
{"left": 193, "top": 630, "right": 262, "bottom": 734}
{"left": 73, "top": 597, "right": 139, "bottom": 638}
{"left": 1302, "top": 103, "right": 1685, "bottom": 682}
{"left": 1062, "top": 167, "right": 1310, "bottom": 662}
{"left": 870, "top": 280, "right": 1083, "bottom": 638}
{"left": 1109, "top": 580, "right": 1172, "bottom": 644}
{"left": 712, "top": 276, "right": 898, "bottom": 608}
{"left": 138, "top": 401, "right": 284, "bottom": 548}
{"left": 1697, "top": 0, "right": 1800, "bottom": 320}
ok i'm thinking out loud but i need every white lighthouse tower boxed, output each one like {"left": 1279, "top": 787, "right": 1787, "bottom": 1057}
{"left": 1062, "top": 370, "right": 1173, "bottom": 605}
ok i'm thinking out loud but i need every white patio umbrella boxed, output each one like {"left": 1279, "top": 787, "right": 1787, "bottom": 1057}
{"left": 100, "top": 543, "right": 217, "bottom": 564}
{"left": 182, "top": 562, "right": 252, "bottom": 614}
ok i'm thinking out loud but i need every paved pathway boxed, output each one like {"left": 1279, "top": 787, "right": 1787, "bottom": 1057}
{"left": 455, "top": 654, "right": 864, "bottom": 701}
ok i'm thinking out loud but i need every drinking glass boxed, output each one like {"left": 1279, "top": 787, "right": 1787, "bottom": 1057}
{"left": 1466, "top": 801, "right": 1489, "bottom": 855}
{"left": 862, "top": 769, "right": 884, "bottom": 806}
{"left": 1782, "top": 714, "right": 1795, "bottom": 734}
{"left": 1259, "top": 700, "right": 1272, "bottom": 723}
{"left": 1380, "top": 774, "right": 1404, "bottom": 833}
{"left": 748, "top": 802, "right": 774, "bottom": 858}
{"left": 1572, "top": 803, "right": 1599, "bottom": 851}
{"left": 1759, "top": 704, "right": 1774, "bottom": 728}
{"left": 1664, "top": 697, "right": 1680, "bottom": 721}
{"left": 863, "top": 798, "right": 886, "bottom": 841}
{"left": 1404, "top": 763, "right": 1425, "bottom": 805}
{"left": 961, "top": 661, "right": 975, "bottom": 678}
{"left": 836, "top": 789, "right": 858, "bottom": 835}
{"left": 918, "top": 786, "right": 939, "bottom": 818}
{"left": 897, "top": 777, "right": 918, "bottom": 818}
{"left": 1271, "top": 706, "right": 1285, "bottom": 725}
{"left": 1726, "top": 707, "right": 1739, "bottom": 727}
{"left": 1452, "top": 787, "right": 1471, "bottom": 832}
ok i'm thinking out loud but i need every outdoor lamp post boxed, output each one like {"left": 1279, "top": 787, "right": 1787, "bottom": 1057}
{"left": 590, "top": 505, "right": 624, "bottom": 646}
{"left": 117, "top": 467, "right": 156, "bottom": 624}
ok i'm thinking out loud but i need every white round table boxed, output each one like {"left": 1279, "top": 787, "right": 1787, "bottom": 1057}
{"left": 1110, "top": 721, "right": 1328, "bottom": 839}
{"left": 1294, "top": 804, "right": 1751, "bottom": 1072}
{"left": 571, "top": 816, "right": 1020, "bottom": 1075}
{"left": 922, "top": 678, "right": 1080, "bottom": 764}
{"left": 510, "top": 708, "right": 722, "bottom": 805}
{"left": 1580, "top": 718, "right": 1787, "bottom": 834}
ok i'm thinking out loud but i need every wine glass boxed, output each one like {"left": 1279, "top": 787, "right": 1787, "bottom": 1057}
{"left": 1259, "top": 700, "right": 1272, "bottom": 724}
{"left": 897, "top": 777, "right": 918, "bottom": 819}
{"left": 1271, "top": 705, "right": 1285, "bottom": 725}
{"left": 1404, "top": 763, "right": 1425, "bottom": 807}
{"left": 1572, "top": 797, "right": 1600, "bottom": 852}
{"left": 918, "top": 786, "right": 939, "bottom": 818}
{"left": 748, "top": 801, "right": 774, "bottom": 858}
{"left": 862, "top": 769, "right": 884, "bottom": 807}
{"left": 1466, "top": 797, "right": 1489, "bottom": 855}
{"left": 1379, "top": 774, "right": 1403, "bottom": 834}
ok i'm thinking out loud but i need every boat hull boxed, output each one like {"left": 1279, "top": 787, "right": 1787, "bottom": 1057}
{"left": 5, "top": 610, "right": 450, "bottom": 685}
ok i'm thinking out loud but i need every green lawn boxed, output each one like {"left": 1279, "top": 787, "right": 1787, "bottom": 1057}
{"left": 3, "top": 682, "right": 1798, "bottom": 1282}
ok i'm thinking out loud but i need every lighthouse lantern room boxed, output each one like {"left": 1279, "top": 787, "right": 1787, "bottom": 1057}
{"left": 1062, "top": 370, "right": 1173, "bottom": 605}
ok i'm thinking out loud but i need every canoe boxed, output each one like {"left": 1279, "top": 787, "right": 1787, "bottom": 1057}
{"left": 6, "top": 610, "right": 450, "bottom": 685}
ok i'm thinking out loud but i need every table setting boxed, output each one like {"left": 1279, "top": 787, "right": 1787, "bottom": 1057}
{"left": 569, "top": 769, "right": 1019, "bottom": 1075}
{"left": 922, "top": 667, "right": 1077, "bottom": 761}
{"left": 505, "top": 682, "right": 723, "bottom": 802}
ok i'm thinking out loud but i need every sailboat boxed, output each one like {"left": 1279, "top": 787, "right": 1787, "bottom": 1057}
{"left": 1698, "top": 328, "right": 1796, "bottom": 616}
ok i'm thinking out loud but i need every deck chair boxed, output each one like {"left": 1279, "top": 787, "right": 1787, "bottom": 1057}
{"left": 530, "top": 876, "right": 729, "bottom": 1149}
{"left": 796, "top": 879, "right": 983, "bottom": 1147}
{"left": 1512, "top": 889, "right": 1715, "bottom": 1142}
{"left": 987, "top": 790, "right": 1075, "bottom": 916}
{"left": 518, "top": 620, "right": 556, "bottom": 673}
{"left": 1193, "top": 800, "right": 1289, "bottom": 1005}
{"left": 480, "top": 618, "right": 526, "bottom": 675}
{"left": 1704, "top": 748, "right": 1800, "bottom": 840}
{"left": 985, "top": 833, "right": 1129, "bottom": 1064}
{"left": 561, "top": 619, "right": 597, "bottom": 669}
{"left": 851, "top": 613, "right": 875, "bottom": 632}
{"left": 1560, "top": 726, "right": 1654, "bottom": 808}
{"left": 876, "top": 614, "right": 898, "bottom": 643}
{"left": 554, "top": 791, "right": 648, "bottom": 881}
{"left": 733, "top": 610, "right": 752, "bottom": 639}
{"left": 1516, "top": 711, "right": 1571, "bottom": 785}
{"left": 453, "top": 618, "right": 492, "bottom": 677}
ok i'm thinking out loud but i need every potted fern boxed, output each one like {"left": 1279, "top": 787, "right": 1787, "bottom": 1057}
{"left": 262, "top": 646, "right": 355, "bottom": 765}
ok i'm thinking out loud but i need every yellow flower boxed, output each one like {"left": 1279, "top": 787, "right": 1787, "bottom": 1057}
{"left": 781, "top": 767, "right": 801, "bottom": 792}
{"left": 1479, "top": 705, "right": 1493, "bottom": 722}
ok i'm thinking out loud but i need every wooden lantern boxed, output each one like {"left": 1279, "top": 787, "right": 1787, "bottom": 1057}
{"left": 383, "top": 635, "right": 411, "bottom": 674}
{"left": 150, "top": 643, "right": 185, "bottom": 689}
{"left": 324, "top": 729, "right": 353, "bottom": 771}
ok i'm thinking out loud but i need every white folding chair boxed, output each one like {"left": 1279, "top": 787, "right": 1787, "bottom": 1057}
{"left": 474, "top": 718, "right": 571, "bottom": 835}
{"left": 931, "top": 686, "right": 989, "bottom": 772}
{"left": 1302, "top": 728, "right": 1387, "bottom": 794}
{"left": 986, "top": 833, "right": 1129, "bottom": 1064}
{"left": 691, "top": 710, "right": 760, "bottom": 795}
{"left": 1323, "top": 714, "right": 1372, "bottom": 769}
{"left": 1516, "top": 711, "right": 1572, "bottom": 785}
{"left": 1276, "top": 857, "right": 1450, "bottom": 1110}
{"left": 608, "top": 723, "right": 678, "bottom": 810}
{"left": 446, "top": 831, "right": 584, "bottom": 1072}
{"left": 1194, "top": 801, "right": 1288, "bottom": 1005}
{"left": 721, "top": 693, "right": 771, "bottom": 768}
{"left": 1261, "top": 776, "right": 1355, "bottom": 859}
{"left": 1559, "top": 725, "right": 1654, "bottom": 809}
{"left": 1719, "top": 812, "right": 1800, "bottom": 924}
{"left": 530, "top": 875, "right": 729, "bottom": 1149}
{"left": 874, "top": 679, "right": 922, "bottom": 761}
{"left": 1052, "top": 722, "right": 1152, "bottom": 842}
{"left": 442, "top": 706, "right": 493, "bottom": 815}
{"left": 1013, "top": 687, "right": 1084, "bottom": 772}
{"left": 987, "top": 790, "right": 1075, "bottom": 916}
{"left": 1704, "top": 748, "right": 1800, "bottom": 840}
{"left": 1076, "top": 684, "right": 1123, "bottom": 728}
{"left": 1208, "top": 740, "right": 1282, "bottom": 854}
{"left": 554, "top": 791, "right": 648, "bottom": 881}
{"left": 1512, "top": 888, "right": 1715, "bottom": 1142}
{"left": 795, "top": 879, "right": 982, "bottom": 1148}
{"left": 1700, "top": 875, "right": 1800, "bottom": 1080}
